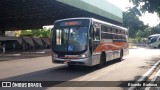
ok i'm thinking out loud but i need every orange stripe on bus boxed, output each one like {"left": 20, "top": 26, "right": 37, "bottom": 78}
{"left": 93, "top": 42, "right": 128, "bottom": 53}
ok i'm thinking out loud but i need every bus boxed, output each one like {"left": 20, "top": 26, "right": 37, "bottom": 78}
{"left": 51, "top": 18, "right": 129, "bottom": 67}
{"left": 147, "top": 34, "right": 160, "bottom": 48}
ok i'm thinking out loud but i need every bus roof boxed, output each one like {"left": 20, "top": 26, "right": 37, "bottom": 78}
{"left": 149, "top": 34, "right": 160, "bottom": 38}
{"left": 91, "top": 18, "right": 127, "bottom": 31}
{"left": 54, "top": 17, "right": 91, "bottom": 23}
{"left": 54, "top": 17, "right": 127, "bottom": 31}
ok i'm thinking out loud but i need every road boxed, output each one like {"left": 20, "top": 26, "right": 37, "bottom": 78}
{"left": 0, "top": 48, "right": 160, "bottom": 90}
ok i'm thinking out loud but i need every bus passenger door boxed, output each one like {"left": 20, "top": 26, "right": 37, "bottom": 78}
{"left": 92, "top": 27, "right": 101, "bottom": 65}
{"left": 93, "top": 28, "right": 100, "bottom": 51}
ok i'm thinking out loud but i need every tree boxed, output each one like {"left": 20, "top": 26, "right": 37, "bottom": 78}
{"left": 20, "top": 30, "right": 32, "bottom": 36}
{"left": 20, "top": 28, "right": 51, "bottom": 38}
{"left": 130, "top": 0, "right": 160, "bottom": 16}
{"left": 151, "top": 24, "right": 160, "bottom": 34}
{"left": 123, "top": 7, "right": 148, "bottom": 38}
{"left": 143, "top": 27, "right": 152, "bottom": 37}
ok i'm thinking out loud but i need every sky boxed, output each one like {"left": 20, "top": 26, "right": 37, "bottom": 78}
{"left": 107, "top": 0, "right": 160, "bottom": 27}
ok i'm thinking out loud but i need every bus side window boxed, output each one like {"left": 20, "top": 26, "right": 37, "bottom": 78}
{"left": 112, "top": 28, "right": 116, "bottom": 39}
{"left": 106, "top": 27, "right": 111, "bottom": 39}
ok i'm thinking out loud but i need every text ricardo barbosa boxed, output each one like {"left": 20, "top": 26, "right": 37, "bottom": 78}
{"left": 128, "top": 82, "right": 158, "bottom": 87}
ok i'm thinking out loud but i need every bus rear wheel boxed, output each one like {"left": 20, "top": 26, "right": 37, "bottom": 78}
{"left": 98, "top": 53, "right": 106, "bottom": 68}
{"left": 118, "top": 50, "right": 123, "bottom": 61}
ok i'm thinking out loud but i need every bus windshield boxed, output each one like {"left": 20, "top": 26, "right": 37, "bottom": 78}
{"left": 53, "top": 27, "right": 88, "bottom": 53}
{"left": 149, "top": 37, "right": 158, "bottom": 44}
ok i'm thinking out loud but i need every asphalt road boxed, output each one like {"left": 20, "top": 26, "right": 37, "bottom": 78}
{"left": 0, "top": 48, "right": 160, "bottom": 90}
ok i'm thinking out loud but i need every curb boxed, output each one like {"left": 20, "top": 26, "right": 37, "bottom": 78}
{"left": 0, "top": 52, "right": 52, "bottom": 57}
{"left": 145, "top": 68, "right": 160, "bottom": 90}
{"left": 128, "top": 60, "right": 160, "bottom": 90}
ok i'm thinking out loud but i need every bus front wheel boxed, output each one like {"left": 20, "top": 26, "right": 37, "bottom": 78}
{"left": 98, "top": 52, "right": 106, "bottom": 68}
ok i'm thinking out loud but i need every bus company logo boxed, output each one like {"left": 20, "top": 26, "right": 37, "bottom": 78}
{"left": 2, "top": 82, "right": 11, "bottom": 87}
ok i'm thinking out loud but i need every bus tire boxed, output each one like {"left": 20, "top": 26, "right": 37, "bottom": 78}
{"left": 67, "top": 64, "right": 75, "bottom": 68}
{"left": 98, "top": 52, "right": 106, "bottom": 68}
{"left": 118, "top": 50, "right": 123, "bottom": 61}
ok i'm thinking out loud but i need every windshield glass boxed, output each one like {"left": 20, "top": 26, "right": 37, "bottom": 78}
{"left": 149, "top": 37, "right": 158, "bottom": 44}
{"left": 53, "top": 27, "right": 88, "bottom": 53}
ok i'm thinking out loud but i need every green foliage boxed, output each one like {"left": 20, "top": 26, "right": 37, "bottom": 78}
{"left": 20, "top": 30, "right": 32, "bottom": 36}
{"left": 20, "top": 28, "right": 51, "bottom": 38}
{"left": 123, "top": 7, "right": 149, "bottom": 38}
{"left": 143, "top": 27, "right": 152, "bottom": 37}
{"left": 133, "top": 24, "right": 160, "bottom": 38}
{"left": 150, "top": 24, "right": 160, "bottom": 34}
{"left": 136, "top": 30, "right": 142, "bottom": 37}
{"left": 127, "top": 0, "right": 160, "bottom": 42}
{"left": 127, "top": 0, "right": 160, "bottom": 38}
{"left": 131, "top": 0, "right": 160, "bottom": 16}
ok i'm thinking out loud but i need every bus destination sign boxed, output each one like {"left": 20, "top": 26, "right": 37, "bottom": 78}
{"left": 60, "top": 21, "right": 82, "bottom": 26}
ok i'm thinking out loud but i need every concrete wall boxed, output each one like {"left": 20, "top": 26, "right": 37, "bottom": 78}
{"left": 57, "top": 0, "right": 122, "bottom": 23}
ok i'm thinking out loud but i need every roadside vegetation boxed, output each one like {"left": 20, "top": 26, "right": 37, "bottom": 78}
{"left": 124, "top": 0, "right": 160, "bottom": 44}
{"left": 18, "top": 27, "right": 52, "bottom": 38}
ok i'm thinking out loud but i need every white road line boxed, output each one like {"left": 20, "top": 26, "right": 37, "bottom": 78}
{"left": 23, "top": 52, "right": 45, "bottom": 54}
{"left": 63, "top": 62, "right": 124, "bottom": 90}
{"left": 0, "top": 54, "right": 21, "bottom": 56}
{"left": 145, "top": 67, "right": 160, "bottom": 90}
{"left": 128, "top": 60, "right": 160, "bottom": 90}
{"left": 78, "top": 62, "right": 123, "bottom": 81}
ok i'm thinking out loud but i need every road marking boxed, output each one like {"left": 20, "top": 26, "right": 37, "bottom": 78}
{"left": 23, "top": 52, "right": 45, "bottom": 54}
{"left": 61, "top": 61, "right": 124, "bottom": 90}
{"left": 78, "top": 62, "right": 123, "bottom": 81}
{"left": 0, "top": 54, "right": 21, "bottom": 56}
{"left": 128, "top": 60, "right": 160, "bottom": 90}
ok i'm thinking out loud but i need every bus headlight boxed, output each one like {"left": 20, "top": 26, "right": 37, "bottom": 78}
{"left": 79, "top": 54, "right": 87, "bottom": 58}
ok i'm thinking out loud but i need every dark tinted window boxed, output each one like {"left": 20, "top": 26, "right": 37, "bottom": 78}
{"left": 149, "top": 37, "right": 158, "bottom": 44}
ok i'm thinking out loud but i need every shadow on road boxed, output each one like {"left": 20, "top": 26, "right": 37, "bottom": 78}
{"left": 0, "top": 59, "right": 121, "bottom": 80}
{"left": 138, "top": 56, "right": 160, "bottom": 69}
{"left": 0, "top": 55, "right": 159, "bottom": 90}
{"left": 0, "top": 59, "right": 122, "bottom": 90}
{"left": 120, "top": 56, "right": 160, "bottom": 90}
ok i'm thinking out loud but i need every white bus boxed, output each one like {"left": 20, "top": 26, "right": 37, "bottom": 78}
{"left": 51, "top": 18, "right": 129, "bottom": 67}
{"left": 147, "top": 34, "right": 160, "bottom": 48}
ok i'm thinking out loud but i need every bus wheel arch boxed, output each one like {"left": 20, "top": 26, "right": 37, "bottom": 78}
{"left": 98, "top": 51, "right": 106, "bottom": 68}
{"left": 118, "top": 49, "right": 123, "bottom": 61}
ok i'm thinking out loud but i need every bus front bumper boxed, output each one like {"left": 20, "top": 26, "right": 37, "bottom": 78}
{"left": 52, "top": 56, "right": 92, "bottom": 66}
